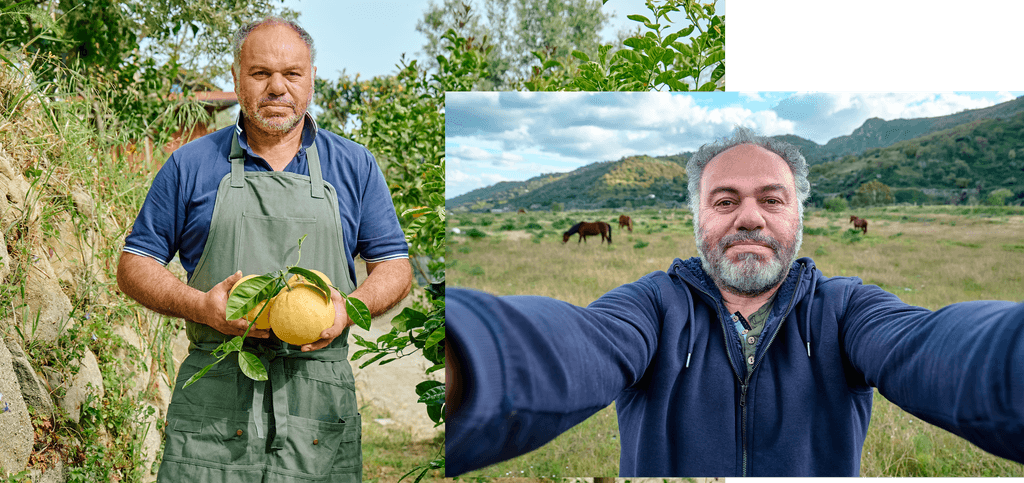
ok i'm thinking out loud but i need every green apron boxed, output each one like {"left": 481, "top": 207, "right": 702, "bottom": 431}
{"left": 157, "top": 132, "right": 362, "bottom": 482}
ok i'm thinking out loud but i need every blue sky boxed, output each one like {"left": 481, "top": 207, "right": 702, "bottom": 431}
{"left": 446, "top": 91, "right": 1024, "bottom": 199}
{"left": 279, "top": 0, "right": 660, "bottom": 83}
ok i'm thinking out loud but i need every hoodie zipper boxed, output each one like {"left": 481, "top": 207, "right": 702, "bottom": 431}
{"left": 737, "top": 263, "right": 806, "bottom": 476}
{"left": 686, "top": 263, "right": 806, "bottom": 477}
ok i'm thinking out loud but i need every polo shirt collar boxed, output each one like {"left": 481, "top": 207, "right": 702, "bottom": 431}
{"left": 233, "top": 111, "right": 319, "bottom": 161}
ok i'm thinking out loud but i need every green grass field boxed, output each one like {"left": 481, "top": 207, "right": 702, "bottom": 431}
{"left": 446, "top": 205, "right": 1024, "bottom": 478}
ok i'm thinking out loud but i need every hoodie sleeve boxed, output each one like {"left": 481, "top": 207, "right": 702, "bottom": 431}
{"left": 840, "top": 282, "right": 1024, "bottom": 463}
{"left": 445, "top": 278, "right": 666, "bottom": 476}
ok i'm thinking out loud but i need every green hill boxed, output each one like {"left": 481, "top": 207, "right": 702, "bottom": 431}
{"left": 448, "top": 97, "right": 1024, "bottom": 212}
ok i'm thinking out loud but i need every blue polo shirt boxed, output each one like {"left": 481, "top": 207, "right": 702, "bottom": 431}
{"left": 124, "top": 113, "right": 408, "bottom": 286}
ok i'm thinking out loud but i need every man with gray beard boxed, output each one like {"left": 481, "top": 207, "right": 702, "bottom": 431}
{"left": 444, "top": 127, "right": 1024, "bottom": 477}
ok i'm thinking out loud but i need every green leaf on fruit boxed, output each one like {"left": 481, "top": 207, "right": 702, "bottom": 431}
{"left": 346, "top": 295, "right": 371, "bottom": 331}
{"left": 226, "top": 274, "right": 278, "bottom": 321}
{"left": 286, "top": 266, "right": 330, "bottom": 300}
{"left": 238, "top": 351, "right": 268, "bottom": 381}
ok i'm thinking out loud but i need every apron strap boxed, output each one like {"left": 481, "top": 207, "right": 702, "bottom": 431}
{"left": 306, "top": 141, "right": 325, "bottom": 199}
{"left": 230, "top": 131, "right": 245, "bottom": 188}
{"left": 230, "top": 129, "right": 324, "bottom": 198}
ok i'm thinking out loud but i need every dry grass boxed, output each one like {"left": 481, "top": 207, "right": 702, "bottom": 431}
{"left": 447, "top": 206, "right": 1024, "bottom": 477}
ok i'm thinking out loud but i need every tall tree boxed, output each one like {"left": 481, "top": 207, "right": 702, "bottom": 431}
{"left": 416, "top": 0, "right": 611, "bottom": 89}
{"left": 0, "top": 0, "right": 293, "bottom": 146}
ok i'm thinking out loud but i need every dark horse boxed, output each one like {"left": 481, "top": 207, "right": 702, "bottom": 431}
{"left": 850, "top": 215, "right": 868, "bottom": 234}
{"left": 563, "top": 221, "right": 612, "bottom": 244}
{"left": 618, "top": 214, "right": 633, "bottom": 232}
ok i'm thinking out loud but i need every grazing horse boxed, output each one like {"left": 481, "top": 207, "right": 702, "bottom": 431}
{"left": 517, "top": 208, "right": 527, "bottom": 214}
{"left": 563, "top": 221, "right": 612, "bottom": 244}
{"left": 850, "top": 215, "right": 868, "bottom": 234}
{"left": 618, "top": 214, "right": 633, "bottom": 232}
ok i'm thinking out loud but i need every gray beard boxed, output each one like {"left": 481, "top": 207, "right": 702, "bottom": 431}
{"left": 696, "top": 225, "right": 802, "bottom": 297}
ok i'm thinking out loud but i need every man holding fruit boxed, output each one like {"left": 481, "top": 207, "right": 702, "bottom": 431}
{"left": 117, "top": 16, "right": 411, "bottom": 482}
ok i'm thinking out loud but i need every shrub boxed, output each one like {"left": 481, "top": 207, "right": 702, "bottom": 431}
{"left": 633, "top": 240, "right": 649, "bottom": 249}
{"left": 467, "top": 228, "right": 487, "bottom": 239}
{"left": 824, "top": 196, "right": 848, "bottom": 212}
{"left": 986, "top": 188, "right": 1014, "bottom": 206}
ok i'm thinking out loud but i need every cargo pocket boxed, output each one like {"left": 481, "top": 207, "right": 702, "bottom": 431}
{"left": 271, "top": 413, "right": 361, "bottom": 477}
{"left": 163, "top": 405, "right": 252, "bottom": 467}
{"left": 283, "top": 358, "right": 357, "bottom": 422}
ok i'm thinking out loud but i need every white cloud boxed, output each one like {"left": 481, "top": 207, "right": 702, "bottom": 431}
{"left": 739, "top": 92, "right": 764, "bottom": 102}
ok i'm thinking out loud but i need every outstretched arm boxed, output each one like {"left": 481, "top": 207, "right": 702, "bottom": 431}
{"left": 842, "top": 284, "right": 1024, "bottom": 463}
{"left": 445, "top": 278, "right": 665, "bottom": 476}
{"left": 116, "top": 252, "right": 270, "bottom": 338}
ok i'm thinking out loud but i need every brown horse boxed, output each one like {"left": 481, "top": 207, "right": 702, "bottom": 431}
{"left": 517, "top": 208, "right": 527, "bottom": 214}
{"left": 563, "top": 221, "right": 612, "bottom": 244}
{"left": 618, "top": 214, "right": 633, "bottom": 232}
{"left": 850, "top": 215, "right": 868, "bottom": 234}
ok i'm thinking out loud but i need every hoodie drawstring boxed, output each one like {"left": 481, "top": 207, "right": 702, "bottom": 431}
{"left": 802, "top": 263, "right": 817, "bottom": 358}
{"left": 685, "top": 284, "right": 695, "bottom": 368}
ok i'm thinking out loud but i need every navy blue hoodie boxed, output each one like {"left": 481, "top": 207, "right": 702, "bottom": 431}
{"left": 445, "top": 257, "right": 1024, "bottom": 477}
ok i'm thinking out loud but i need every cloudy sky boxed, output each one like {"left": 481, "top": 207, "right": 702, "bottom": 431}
{"left": 446, "top": 91, "right": 1024, "bottom": 199}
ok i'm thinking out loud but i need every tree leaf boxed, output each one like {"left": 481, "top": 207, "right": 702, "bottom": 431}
{"left": 358, "top": 352, "right": 388, "bottom": 369}
{"left": 571, "top": 50, "right": 590, "bottom": 62}
{"left": 666, "top": 78, "right": 690, "bottom": 91}
{"left": 416, "top": 379, "right": 444, "bottom": 396}
{"left": 425, "top": 363, "right": 445, "bottom": 374}
{"left": 182, "top": 362, "right": 215, "bottom": 389}
{"left": 225, "top": 274, "right": 278, "bottom": 321}
{"left": 391, "top": 307, "right": 429, "bottom": 331}
{"left": 287, "top": 266, "right": 329, "bottom": 299}
{"left": 346, "top": 296, "right": 372, "bottom": 331}
{"left": 238, "top": 351, "right": 268, "bottom": 381}
{"left": 424, "top": 327, "right": 445, "bottom": 349}
{"left": 626, "top": 14, "right": 651, "bottom": 23}
{"left": 706, "top": 49, "right": 725, "bottom": 65}
{"left": 417, "top": 385, "right": 445, "bottom": 405}
{"left": 623, "top": 37, "right": 644, "bottom": 50}
{"left": 541, "top": 59, "right": 563, "bottom": 70}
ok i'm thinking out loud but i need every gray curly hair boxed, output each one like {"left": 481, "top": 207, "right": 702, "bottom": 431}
{"left": 231, "top": 17, "right": 316, "bottom": 76}
{"left": 686, "top": 126, "right": 811, "bottom": 229}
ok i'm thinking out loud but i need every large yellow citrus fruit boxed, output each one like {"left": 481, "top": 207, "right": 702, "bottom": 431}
{"left": 268, "top": 282, "right": 335, "bottom": 346}
{"left": 229, "top": 274, "right": 274, "bottom": 329}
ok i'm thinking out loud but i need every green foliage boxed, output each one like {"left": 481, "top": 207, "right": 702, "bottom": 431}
{"left": 527, "top": 0, "right": 724, "bottom": 91}
{"left": 986, "top": 188, "right": 1013, "bottom": 206}
{"left": 417, "top": 0, "right": 610, "bottom": 89}
{"left": 842, "top": 228, "right": 864, "bottom": 244}
{"left": 824, "top": 196, "right": 848, "bottom": 212}
{"left": 0, "top": 1, "right": 291, "bottom": 149}
{"left": 633, "top": 240, "right": 649, "bottom": 249}
{"left": 551, "top": 201, "right": 564, "bottom": 212}
{"left": 467, "top": 228, "right": 487, "bottom": 238}
{"left": 854, "top": 180, "right": 894, "bottom": 207}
